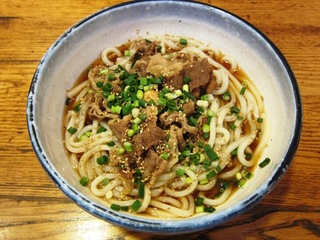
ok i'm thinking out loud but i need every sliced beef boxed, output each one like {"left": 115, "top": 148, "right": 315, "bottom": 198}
{"left": 108, "top": 115, "right": 132, "bottom": 143}
{"left": 143, "top": 149, "right": 168, "bottom": 185}
{"left": 181, "top": 100, "right": 195, "bottom": 116}
{"left": 132, "top": 114, "right": 166, "bottom": 157}
{"left": 159, "top": 111, "right": 198, "bottom": 135}
{"left": 186, "top": 58, "right": 215, "bottom": 95}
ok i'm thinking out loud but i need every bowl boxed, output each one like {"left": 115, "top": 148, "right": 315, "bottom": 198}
{"left": 26, "top": 0, "right": 302, "bottom": 234}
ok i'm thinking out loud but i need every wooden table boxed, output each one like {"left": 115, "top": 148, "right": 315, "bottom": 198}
{"left": 1, "top": 0, "right": 319, "bottom": 239}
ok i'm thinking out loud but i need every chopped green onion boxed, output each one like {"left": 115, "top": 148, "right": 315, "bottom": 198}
{"left": 102, "top": 82, "right": 113, "bottom": 92}
{"left": 138, "top": 182, "right": 145, "bottom": 198}
{"left": 100, "top": 69, "right": 108, "bottom": 75}
{"left": 140, "top": 77, "right": 148, "bottom": 86}
{"left": 161, "top": 153, "right": 169, "bottom": 160}
{"left": 200, "top": 179, "right": 209, "bottom": 185}
{"left": 245, "top": 152, "right": 252, "bottom": 160}
{"left": 67, "top": 127, "right": 77, "bottom": 134}
{"left": 196, "top": 205, "right": 204, "bottom": 213}
{"left": 237, "top": 115, "right": 244, "bottom": 121}
{"left": 229, "top": 123, "right": 237, "bottom": 130}
{"left": 222, "top": 91, "right": 230, "bottom": 100}
{"left": 123, "top": 141, "right": 134, "bottom": 152}
{"left": 257, "top": 117, "right": 264, "bottom": 123}
{"left": 136, "top": 90, "right": 144, "bottom": 100}
{"left": 202, "top": 123, "right": 210, "bottom": 133}
{"left": 157, "top": 98, "right": 167, "bottom": 107}
{"left": 216, "top": 165, "right": 222, "bottom": 172}
{"left": 73, "top": 103, "right": 81, "bottom": 112}
{"left": 111, "top": 204, "right": 121, "bottom": 211}
{"left": 145, "top": 39, "right": 152, "bottom": 43}
{"left": 107, "top": 94, "right": 115, "bottom": 102}
{"left": 121, "top": 206, "right": 129, "bottom": 211}
{"left": 124, "top": 50, "right": 130, "bottom": 57}
{"left": 206, "top": 170, "right": 216, "bottom": 179}
{"left": 195, "top": 197, "right": 204, "bottom": 206}
{"left": 183, "top": 76, "right": 191, "bottom": 84}
{"left": 182, "top": 90, "right": 195, "bottom": 101}
{"left": 131, "top": 200, "right": 142, "bottom": 212}
{"left": 96, "top": 81, "right": 103, "bottom": 88}
{"left": 179, "top": 38, "right": 188, "bottom": 45}
{"left": 127, "top": 129, "right": 135, "bottom": 137}
{"left": 240, "top": 87, "right": 246, "bottom": 95}
{"left": 108, "top": 73, "right": 116, "bottom": 81}
{"left": 79, "top": 177, "right": 89, "bottom": 186}
{"left": 106, "top": 141, "right": 115, "bottom": 147}
{"left": 204, "top": 206, "right": 216, "bottom": 213}
{"left": 111, "top": 105, "right": 122, "bottom": 114}
{"left": 132, "top": 123, "right": 139, "bottom": 133}
{"left": 97, "top": 126, "right": 107, "bottom": 133}
{"left": 207, "top": 110, "right": 215, "bottom": 117}
{"left": 203, "top": 144, "right": 219, "bottom": 161}
{"left": 238, "top": 178, "right": 246, "bottom": 187}
{"left": 230, "top": 106, "right": 240, "bottom": 114}
{"left": 96, "top": 155, "right": 109, "bottom": 165}
{"left": 102, "top": 178, "right": 109, "bottom": 186}
{"left": 231, "top": 148, "right": 238, "bottom": 156}
{"left": 117, "top": 147, "right": 125, "bottom": 155}
{"left": 259, "top": 158, "right": 271, "bottom": 168}
{"left": 176, "top": 168, "right": 186, "bottom": 177}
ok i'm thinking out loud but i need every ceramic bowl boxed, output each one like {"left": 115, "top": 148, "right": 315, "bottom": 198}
{"left": 26, "top": 0, "right": 302, "bottom": 234}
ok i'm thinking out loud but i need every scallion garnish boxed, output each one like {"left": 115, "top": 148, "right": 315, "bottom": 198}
{"left": 79, "top": 177, "right": 89, "bottom": 186}
{"left": 96, "top": 155, "right": 109, "bottom": 165}
{"left": 106, "top": 141, "right": 115, "bottom": 147}
{"left": 138, "top": 182, "right": 145, "bottom": 198}
{"left": 73, "top": 103, "right": 81, "bottom": 112}
{"left": 102, "top": 178, "right": 109, "bottom": 186}
{"left": 179, "top": 38, "right": 188, "bottom": 45}
{"left": 222, "top": 91, "right": 230, "bottom": 100}
{"left": 131, "top": 200, "right": 142, "bottom": 212}
{"left": 230, "top": 106, "right": 240, "bottom": 114}
{"left": 259, "top": 158, "right": 271, "bottom": 168}
{"left": 123, "top": 141, "right": 134, "bottom": 152}
{"left": 195, "top": 197, "right": 204, "bottom": 206}
{"left": 240, "top": 87, "right": 246, "bottom": 95}
{"left": 203, "top": 144, "right": 219, "bottom": 161}
{"left": 204, "top": 206, "right": 216, "bottom": 213}
{"left": 257, "top": 117, "right": 264, "bottom": 123}
{"left": 97, "top": 126, "right": 107, "bottom": 133}
{"left": 67, "top": 127, "right": 77, "bottom": 134}
{"left": 206, "top": 170, "right": 216, "bottom": 179}
{"left": 111, "top": 204, "right": 121, "bottom": 211}
{"left": 176, "top": 168, "right": 185, "bottom": 177}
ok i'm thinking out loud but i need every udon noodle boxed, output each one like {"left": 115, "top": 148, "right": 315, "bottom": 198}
{"left": 64, "top": 35, "right": 271, "bottom": 218}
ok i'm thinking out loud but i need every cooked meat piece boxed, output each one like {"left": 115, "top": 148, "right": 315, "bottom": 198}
{"left": 143, "top": 149, "right": 168, "bottom": 185}
{"left": 133, "top": 38, "right": 157, "bottom": 57}
{"left": 181, "top": 100, "right": 195, "bottom": 116}
{"left": 132, "top": 114, "right": 166, "bottom": 156}
{"left": 110, "top": 81, "right": 122, "bottom": 93}
{"left": 132, "top": 59, "right": 149, "bottom": 77}
{"left": 108, "top": 115, "right": 132, "bottom": 143}
{"left": 159, "top": 111, "right": 198, "bottom": 135}
{"left": 118, "top": 170, "right": 134, "bottom": 195}
{"left": 185, "top": 58, "right": 215, "bottom": 95}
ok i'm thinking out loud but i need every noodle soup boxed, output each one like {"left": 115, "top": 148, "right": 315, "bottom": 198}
{"left": 63, "top": 35, "right": 270, "bottom": 218}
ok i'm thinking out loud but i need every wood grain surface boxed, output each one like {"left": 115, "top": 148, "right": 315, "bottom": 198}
{"left": 1, "top": 0, "right": 319, "bottom": 239}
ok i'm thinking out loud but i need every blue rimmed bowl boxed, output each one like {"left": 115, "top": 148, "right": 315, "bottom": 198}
{"left": 26, "top": 0, "right": 302, "bottom": 234}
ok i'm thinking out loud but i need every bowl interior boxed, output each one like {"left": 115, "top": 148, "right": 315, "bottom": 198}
{"left": 27, "top": 0, "right": 301, "bottom": 233}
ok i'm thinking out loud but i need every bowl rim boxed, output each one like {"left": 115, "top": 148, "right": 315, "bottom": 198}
{"left": 26, "top": 0, "right": 303, "bottom": 234}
